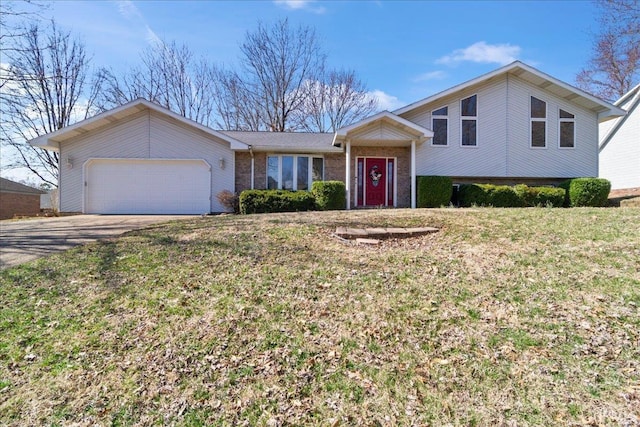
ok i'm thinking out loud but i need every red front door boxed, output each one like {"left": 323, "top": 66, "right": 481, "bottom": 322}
{"left": 365, "top": 158, "right": 387, "bottom": 206}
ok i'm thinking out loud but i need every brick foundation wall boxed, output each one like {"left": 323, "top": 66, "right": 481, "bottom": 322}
{"left": 0, "top": 192, "right": 41, "bottom": 219}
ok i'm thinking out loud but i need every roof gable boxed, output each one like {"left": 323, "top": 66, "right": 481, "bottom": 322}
{"left": 394, "top": 61, "right": 626, "bottom": 121}
{"left": 600, "top": 84, "right": 640, "bottom": 150}
{"left": 333, "top": 111, "right": 433, "bottom": 146}
{"left": 29, "top": 99, "right": 249, "bottom": 151}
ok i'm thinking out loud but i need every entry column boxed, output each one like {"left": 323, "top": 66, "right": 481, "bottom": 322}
{"left": 345, "top": 140, "right": 351, "bottom": 210}
{"left": 411, "top": 140, "right": 416, "bottom": 209}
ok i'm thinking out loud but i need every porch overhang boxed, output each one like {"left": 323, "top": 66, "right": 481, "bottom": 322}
{"left": 335, "top": 112, "right": 432, "bottom": 210}
{"left": 332, "top": 111, "right": 433, "bottom": 147}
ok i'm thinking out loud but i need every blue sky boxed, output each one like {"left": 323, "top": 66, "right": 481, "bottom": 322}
{"left": 47, "top": 0, "right": 600, "bottom": 110}
{"left": 2, "top": 0, "right": 601, "bottom": 184}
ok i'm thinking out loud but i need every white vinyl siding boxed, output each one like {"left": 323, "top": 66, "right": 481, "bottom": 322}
{"left": 59, "top": 110, "right": 235, "bottom": 213}
{"left": 405, "top": 73, "right": 598, "bottom": 179}
{"left": 599, "top": 95, "right": 640, "bottom": 189}
{"left": 408, "top": 75, "right": 508, "bottom": 177}
{"left": 507, "top": 75, "right": 598, "bottom": 178}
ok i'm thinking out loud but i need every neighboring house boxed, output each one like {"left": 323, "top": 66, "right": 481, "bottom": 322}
{"left": 599, "top": 83, "right": 640, "bottom": 191}
{"left": 0, "top": 177, "right": 46, "bottom": 219}
{"left": 29, "top": 61, "right": 625, "bottom": 214}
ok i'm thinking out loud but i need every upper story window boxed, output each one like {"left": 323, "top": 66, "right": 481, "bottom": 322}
{"left": 460, "top": 95, "right": 477, "bottom": 146}
{"left": 559, "top": 109, "right": 575, "bottom": 148}
{"left": 267, "top": 155, "right": 323, "bottom": 191}
{"left": 432, "top": 106, "right": 448, "bottom": 146}
{"left": 530, "top": 96, "right": 547, "bottom": 148}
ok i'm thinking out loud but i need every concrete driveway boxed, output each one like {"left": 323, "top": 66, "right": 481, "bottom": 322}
{"left": 0, "top": 215, "right": 193, "bottom": 270}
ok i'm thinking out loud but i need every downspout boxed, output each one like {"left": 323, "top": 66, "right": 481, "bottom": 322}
{"left": 249, "top": 145, "right": 255, "bottom": 190}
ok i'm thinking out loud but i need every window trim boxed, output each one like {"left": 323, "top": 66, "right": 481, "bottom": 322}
{"left": 530, "top": 95, "right": 547, "bottom": 149}
{"left": 558, "top": 108, "right": 576, "bottom": 149}
{"left": 266, "top": 154, "right": 324, "bottom": 191}
{"left": 431, "top": 105, "right": 449, "bottom": 147}
{"left": 460, "top": 94, "right": 478, "bottom": 148}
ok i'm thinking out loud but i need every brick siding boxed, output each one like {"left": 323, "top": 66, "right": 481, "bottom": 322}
{"left": 0, "top": 192, "right": 41, "bottom": 219}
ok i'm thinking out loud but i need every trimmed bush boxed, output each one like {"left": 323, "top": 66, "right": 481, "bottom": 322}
{"left": 417, "top": 176, "right": 453, "bottom": 208}
{"left": 239, "top": 190, "right": 316, "bottom": 214}
{"left": 312, "top": 181, "right": 346, "bottom": 211}
{"left": 559, "top": 178, "right": 611, "bottom": 207}
{"left": 459, "top": 184, "right": 523, "bottom": 207}
{"left": 514, "top": 185, "right": 565, "bottom": 207}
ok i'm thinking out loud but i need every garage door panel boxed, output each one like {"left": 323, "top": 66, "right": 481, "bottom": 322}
{"left": 86, "top": 159, "right": 211, "bottom": 214}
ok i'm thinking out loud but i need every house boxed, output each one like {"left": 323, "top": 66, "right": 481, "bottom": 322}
{"left": 599, "top": 83, "right": 640, "bottom": 192}
{"left": 29, "top": 61, "right": 625, "bottom": 214}
{"left": 0, "top": 177, "right": 46, "bottom": 219}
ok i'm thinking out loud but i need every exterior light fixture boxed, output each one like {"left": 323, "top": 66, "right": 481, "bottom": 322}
{"left": 219, "top": 157, "right": 225, "bottom": 169}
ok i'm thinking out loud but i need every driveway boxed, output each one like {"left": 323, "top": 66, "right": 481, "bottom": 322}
{"left": 0, "top": 215, "right": 193, "bottom": 270}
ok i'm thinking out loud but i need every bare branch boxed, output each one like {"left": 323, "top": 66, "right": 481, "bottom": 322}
{"left": 0, "top": 20, "right": 103, "bottom": 186}
{"left": 577, "top": 0, "right": 640, "bottom": 101}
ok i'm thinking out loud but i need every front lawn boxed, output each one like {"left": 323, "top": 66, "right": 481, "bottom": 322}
{"left": 1, "top": 208, "right": 639, "bottom": 426}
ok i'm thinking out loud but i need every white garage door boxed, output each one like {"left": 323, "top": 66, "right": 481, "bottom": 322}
{"left": 85, "top": 159, "right": 211, "bottom": 214}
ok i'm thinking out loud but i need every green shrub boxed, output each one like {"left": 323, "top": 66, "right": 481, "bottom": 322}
{"left": 416, "top": 176, "right": 453, "bottom": 208}
{"left": 311, "top": 181, "right": 346, "bottom": 210}
{"left": 459, "top": 184, "right": 523, "bottom": 207}
{"left": 514, "top": 185, "right": 565, "bottom": 207}
{"left": 459, "top": 184, "right": 487, "bottom": 207}
{"left": 559, "top": 178, "right": 611, "bottom": 207}
{"left": 239, "top": 190, "right": 316, "bottom": 214}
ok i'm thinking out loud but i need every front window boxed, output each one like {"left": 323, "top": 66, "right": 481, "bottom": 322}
{"left": 281, "top": 156, "right": 294, "bottom": 190}
{"left": 432, "top": 106, "right": 448, "bottom": 146}
{"left": 530, "top": 96, "right": 546, "bottom": 148}
{"left": 559, "top": 109, "right": 575, "bottom": 148}
{"left": 460, "top": 95, "right": 477, "bottom": 146}
{"left": 266, "top": 155, "right": 324, "bottom": 190}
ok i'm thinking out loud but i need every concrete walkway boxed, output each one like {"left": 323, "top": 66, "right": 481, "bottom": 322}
{"left": 0, "top": 215, "right": 193, "bottom": 269}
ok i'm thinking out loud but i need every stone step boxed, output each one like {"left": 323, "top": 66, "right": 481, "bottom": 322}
{"left": 335, "top": 226, "right": 439, "bottom": 240}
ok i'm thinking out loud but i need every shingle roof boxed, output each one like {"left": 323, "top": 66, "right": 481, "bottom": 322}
{"left": 0, "top": 177, "right": 47, "bottom": 195}
{"left": 220, "top": 131, "right": 342, "bottom": 153}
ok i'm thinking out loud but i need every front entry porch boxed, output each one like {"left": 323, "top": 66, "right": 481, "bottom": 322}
{"left": 333, "top": 111, "right": 434, "bottom": 209}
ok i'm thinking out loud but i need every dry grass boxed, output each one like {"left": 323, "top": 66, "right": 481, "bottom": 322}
{"left": 1, "top": 208, "right": 639, "bottom": 426}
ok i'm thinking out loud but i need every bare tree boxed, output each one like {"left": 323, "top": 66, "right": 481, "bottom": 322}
{"left": 0, "top": 1, "right": 48, "bottom": 52}
{"left": 239, "top": 18, "right": 324, "bottom": 131}
{"left": 577, "top": 0, "right": 640, "bottom": 101}
{"left": 294, "top": 69, "right": 378, "bottom": 132}
{"left": 213, "top": 18, "right": 377, "bottom": 133}
{"left": 212, "top": 68, "right": 263, "bottom": 131}
{"left": 102, "top": 40, "right": 218, "bottom": 126}
{"left": 0, "top": 22, "right": 105, "bottom": 186}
